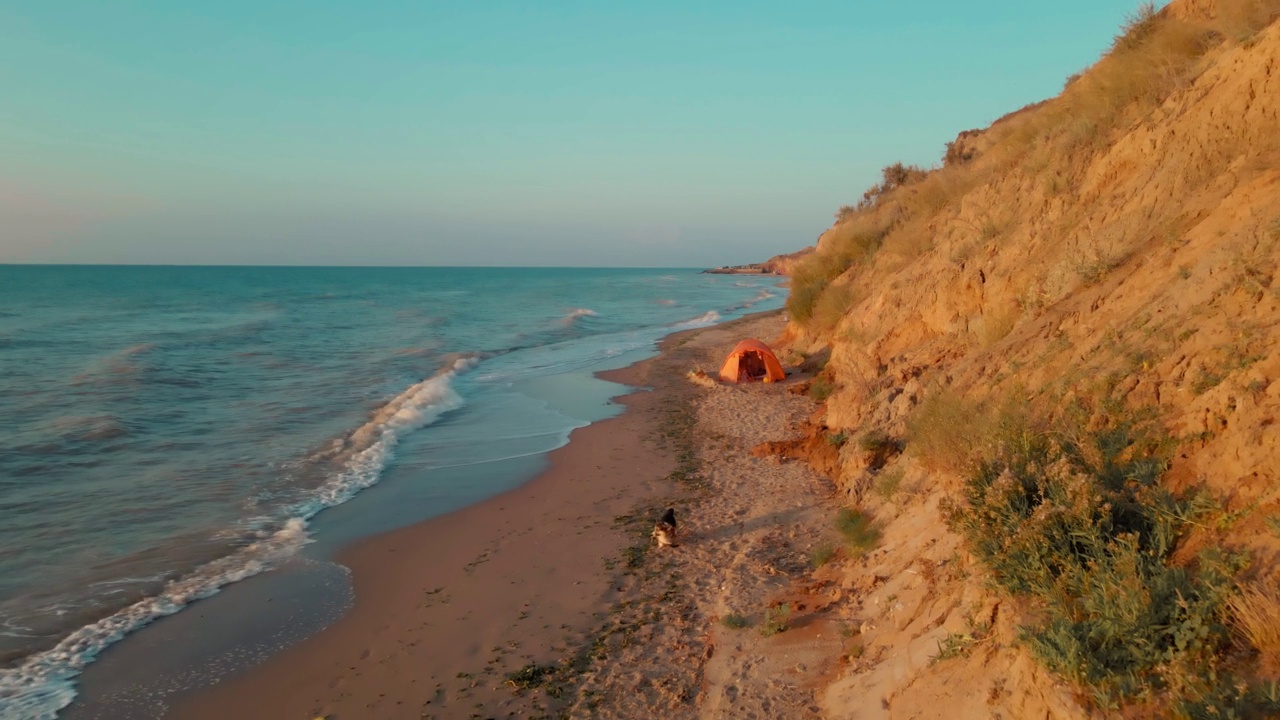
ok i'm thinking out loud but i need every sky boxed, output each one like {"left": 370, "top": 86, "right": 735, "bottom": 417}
{"left": 0, "top": 1, "right": 1149, "bottom": 267}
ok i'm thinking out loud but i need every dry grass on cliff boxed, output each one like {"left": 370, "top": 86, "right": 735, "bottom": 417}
{"left": 786, "top": 214, "right": 891, "bottom": 324}
{"left": 1230, "top": 580, "right": 1280, "bottom": 679}
{"left": 1218, "top": 0, "right": 1280, "bottom": 41}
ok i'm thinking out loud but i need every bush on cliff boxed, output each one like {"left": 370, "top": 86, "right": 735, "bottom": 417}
{"left": 942, "top": 406, "right": 1265, "bottom": 713}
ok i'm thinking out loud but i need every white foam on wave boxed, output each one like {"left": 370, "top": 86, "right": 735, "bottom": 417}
{"left": 672, "top": 310, "right": 721, "bottom": 330}
{"left": 0, "top": 358, "right": 476, "bottom": 720}
{"left": 559, "top": 308, "right": 599, "bottom": 326}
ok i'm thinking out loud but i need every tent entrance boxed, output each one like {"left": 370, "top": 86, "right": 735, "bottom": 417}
{"left": 738, "top": 351, "right": 769, "bottom": 382}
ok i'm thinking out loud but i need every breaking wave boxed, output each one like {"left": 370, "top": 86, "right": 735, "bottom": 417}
{"left": 0, "top": 358, "right": 476, "bottom": 720}
{"left": 560, "top": 308, "right": 599, "bottom": 326}
{"left": 672, "top": 310, "right": 722, "bottom": 329}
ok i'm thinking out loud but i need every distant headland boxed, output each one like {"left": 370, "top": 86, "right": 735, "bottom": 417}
{"left": 703, "top": 248, "right": 809, "bottom": 276}
{"left": 701, "top": 263, "right": 778, "bottom": 275}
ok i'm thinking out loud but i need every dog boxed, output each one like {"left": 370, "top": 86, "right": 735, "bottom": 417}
{"left": 651, "top": 507, "right": 678, "bottom": 548}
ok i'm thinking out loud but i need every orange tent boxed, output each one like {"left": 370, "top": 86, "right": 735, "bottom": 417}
{"left": 719, "top": 339, "right": 786, "bottom": 384}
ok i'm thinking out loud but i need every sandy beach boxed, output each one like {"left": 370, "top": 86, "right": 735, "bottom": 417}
{"left": 160, "top": 309, "right": 849, "bottom": 719}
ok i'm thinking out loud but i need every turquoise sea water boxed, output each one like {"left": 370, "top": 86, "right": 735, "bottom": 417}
{"left": 0, "top": 265, "right": 784, "bottom": 718}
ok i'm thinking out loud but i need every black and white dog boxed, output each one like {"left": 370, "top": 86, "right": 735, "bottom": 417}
{"left": 651, "top": 507, "right": 678, "bottom": 548}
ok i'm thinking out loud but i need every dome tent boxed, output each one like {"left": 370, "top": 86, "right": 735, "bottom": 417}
{"left": 718, "top": 339, "right": 786, "bottom": 384}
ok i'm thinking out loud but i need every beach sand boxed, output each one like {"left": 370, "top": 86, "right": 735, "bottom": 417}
{"left": 169, "top": 309, "right": 845, "bottom": 719}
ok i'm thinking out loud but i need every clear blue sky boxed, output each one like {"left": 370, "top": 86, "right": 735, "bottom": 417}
{"left": 1, "top": 1, "right": 1145, "bottom": 267}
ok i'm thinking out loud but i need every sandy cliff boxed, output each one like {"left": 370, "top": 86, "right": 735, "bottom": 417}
{"left": 775, "top": 1, "right": 1280, "bottom": 716}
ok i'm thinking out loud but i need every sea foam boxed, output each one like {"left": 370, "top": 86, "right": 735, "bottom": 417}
{"left": 0, "top": 359, "right": 474, "bottom": 720}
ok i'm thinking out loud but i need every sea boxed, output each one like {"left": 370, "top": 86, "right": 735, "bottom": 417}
{"left": 0, "top": 265, "right": 784, "bottom": 719}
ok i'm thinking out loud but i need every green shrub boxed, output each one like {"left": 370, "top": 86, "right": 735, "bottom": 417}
{"left": 835, "top": 508, "right": 880, "bottom": 556}
{"left": 721, "top": 613, "right": 750, "bottom": 630}
{"left": 945, "top": 410, "right": 1245, "bottom": 709}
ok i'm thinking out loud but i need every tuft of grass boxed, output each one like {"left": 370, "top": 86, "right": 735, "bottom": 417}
{"left": 906, "top": 390, "right": 1008, "bottom": 473}
{"left": 721, "top": 613, "right": 751, "bottom": 630}
{"left": 811, "top": 281, "right": 864, "bottom": 333}
{"left": 761, "top": 603, "right": 791, "bottom": 637}
{"left": 1267, "top": 515, "right": 1280, "bottom": 538}
{"left": 1193, "top": 368, "right": 1227, "bottom": 395}
{"left": 873, "top": 467, "right": 905, "bottom": 500}
{"left": 808, "top": 376, "right": 836, "bottom": 403}
{"left": 1230, "top": 581, "right": 1280, "bottom": 677}
{"left": 826, "top": 431, "right": 849, "bottom": 447}
{"left": 810, "top": 543, "right": 837, "bottom": 568}
{"left": 980, "top": 217, "right": 1007, "bottom": 242}
{"left": 834, "top": 508, "right": 881, "bottom": 556}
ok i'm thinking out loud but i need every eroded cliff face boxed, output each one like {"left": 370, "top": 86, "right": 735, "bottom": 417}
{"left": 779, "top": 3, "right": 1280, "bottom": 717}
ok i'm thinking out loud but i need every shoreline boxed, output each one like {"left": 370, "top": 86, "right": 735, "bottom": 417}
{"left": 154, "top": 310, "right": 795, "bottom": 719}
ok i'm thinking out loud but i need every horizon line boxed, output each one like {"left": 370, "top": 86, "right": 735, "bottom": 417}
{"left": 0, "top": 262, "right": 729, "bottom": 270}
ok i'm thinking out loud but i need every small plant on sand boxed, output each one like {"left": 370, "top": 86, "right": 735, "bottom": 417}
{"left": 834, "top": 508, "right": 880, "bottom": 556}
{"left": 623, "top": 543, "right": 648, "bottom": 570}
{"left": 931, "top": 631, "right": 982, "bottom": 665}
{"left": 810, "top": 543, "right": 837, "bottom": 568}
{"left": 721, "top": 613, "right": 750, "bottom": 630}
{"left": 826, "top": 431, "right": 848, "bottom": 447}
{"left": 761, "top": 603, "right": 791, "bottom": 637}
{"left": 505, "top": 662, "right": 560, "bottom": 692}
